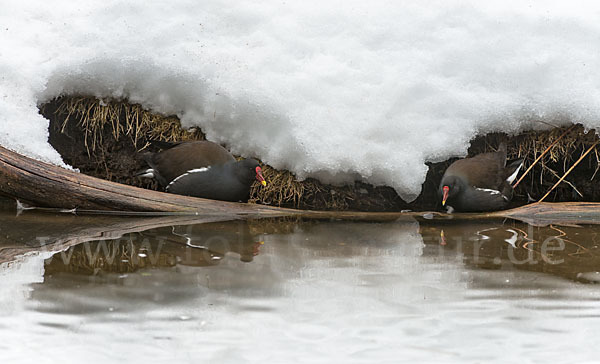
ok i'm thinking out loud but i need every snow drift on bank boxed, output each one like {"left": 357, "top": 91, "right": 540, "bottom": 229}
{"left": 2, "top": 1, "right": 600, "bottom": 201}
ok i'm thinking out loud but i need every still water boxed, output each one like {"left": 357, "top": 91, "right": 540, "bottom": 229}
{"left": 0, "top": 201, "right": 599, "bottom": 363}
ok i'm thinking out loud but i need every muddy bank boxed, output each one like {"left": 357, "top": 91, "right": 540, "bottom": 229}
{"left": 39, "top": 96, "right": 600, "bottom": 211}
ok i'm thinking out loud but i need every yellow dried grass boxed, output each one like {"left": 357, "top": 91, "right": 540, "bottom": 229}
{"left": 50, "top": 97, "right": 205, "bottom": 154}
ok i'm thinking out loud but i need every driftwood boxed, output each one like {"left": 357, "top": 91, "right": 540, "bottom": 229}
{"left": 0, "top": 145, "right": 600, "bottom": 225}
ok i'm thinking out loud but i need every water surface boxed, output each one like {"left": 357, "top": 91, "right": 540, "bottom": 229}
{"left": 0, "top": 201, "right": 599, "bottom": 363}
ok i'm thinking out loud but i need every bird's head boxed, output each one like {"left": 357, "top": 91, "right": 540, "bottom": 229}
{"left": 236, "top": 159, "right": 267, "bottom": 187}
{"left": 439, "top": 176, "right": 461, "bottom": 206}
{"left": 255, "top": 165, "right": 267, "bottom": 186}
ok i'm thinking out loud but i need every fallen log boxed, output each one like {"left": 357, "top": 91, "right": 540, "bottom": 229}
{"left": 1, "top": 145, "right": 600, "bottom": 225}
{"left": 0, "top": 144, "right": 293, "bottom": 217}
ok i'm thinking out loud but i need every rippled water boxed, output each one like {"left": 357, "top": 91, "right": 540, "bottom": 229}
{"left": 1, "top": 201, "right": 599, "bottom": 363}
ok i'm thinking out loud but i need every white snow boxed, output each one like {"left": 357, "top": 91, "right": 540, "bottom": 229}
{"left": 2, "top": 1, "right": 600, "bottom": 200}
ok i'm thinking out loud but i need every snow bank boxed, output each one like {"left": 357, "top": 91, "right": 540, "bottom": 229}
{"left": 2, "top": 1, "right": 600, "bottom": 200}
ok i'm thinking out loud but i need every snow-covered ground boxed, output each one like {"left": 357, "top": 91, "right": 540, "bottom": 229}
{"left": 2, "top": 1, "right": 600, "bottom": 201}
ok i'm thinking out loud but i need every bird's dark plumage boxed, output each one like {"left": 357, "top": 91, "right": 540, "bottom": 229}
{"left": 165, "top": 159, "right": 262, "bottom": 202}
{"left": 137, "top": 141, "right": 265, "bottom": 202}
{"left": 139, "top": 140, "right": 235, "bottom": 187}
{"left": 439, "top": 143, "right": 523, "bottom": 212}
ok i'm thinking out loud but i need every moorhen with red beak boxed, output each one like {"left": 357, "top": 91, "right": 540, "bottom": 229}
{"left": 137, "top": 140, "right": 266, "bottom": 202}
{"left": 439, "top": 142, "right": 523, "bottom": 212}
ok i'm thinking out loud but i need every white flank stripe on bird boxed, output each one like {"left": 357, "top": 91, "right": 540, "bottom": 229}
{"left": 166, "top": 167, "right": 211, "bottom": 191}
{"left": 475, "top": 187, "right": 501, "bottom": 195}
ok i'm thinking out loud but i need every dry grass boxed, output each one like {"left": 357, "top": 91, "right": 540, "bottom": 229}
{"left": 248, "top": 165, "right": 357, "bottom": 209}
{"left": 48, "top": 97, "right": 205, "bottom": 154}
{"left": 249, "top": 166, "right": 308, "bottom": 207}
{"left": 519, "top": 126, "right": 599, "bottom": 179}
{"left": 478, "top": 124, "right": 600, "bottom": 199}
{"left": 510, "top": 124, "right": 597, "bottom": 164}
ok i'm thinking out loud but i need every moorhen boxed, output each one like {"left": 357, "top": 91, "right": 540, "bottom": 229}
{"left": 138, "top": 140, "right": 266, "bottom": 202}
{"left": 439, "top": 142, "right": 523, "bottom": 212}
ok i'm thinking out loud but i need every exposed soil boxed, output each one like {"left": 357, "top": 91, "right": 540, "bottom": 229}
{"left": 44, "top": 100, "right": 159, "bottom": 191}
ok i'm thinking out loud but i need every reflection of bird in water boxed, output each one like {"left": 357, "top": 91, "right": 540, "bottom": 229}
{"left": 504, "top": 229, "right": 518, "bottom": 248}
{"left": 252, "top": 241, "right": 264, "bottom": 258}
{"left": 44, "top": 220, "right": 266, "bottom": 275}
{"left": 425, "top": 223, "right": 597, "bottom": 282}
{"left": 166, "top": 221, "right": 263, "bottom": 265}
{"left": 422, "top": 224, "right": 528, "bottom": 270}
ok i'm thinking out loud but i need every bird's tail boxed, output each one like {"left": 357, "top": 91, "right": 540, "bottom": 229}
{"left": 504, "top": 158, "right": 524, "bottom": 184}
{"left": 135, "top": 168, "right": 155, "bottom": 179}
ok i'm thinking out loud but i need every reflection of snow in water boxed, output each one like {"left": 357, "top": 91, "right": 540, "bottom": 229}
{"left": 0, "top": 251, "right": 53, "bottom": 315}
{"left": 576, "top": 271, "right": 600, "bottom": 283}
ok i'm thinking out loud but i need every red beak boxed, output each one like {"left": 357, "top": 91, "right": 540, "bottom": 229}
{"left": 442, "top": 186, "right": 449, "bottom": 206}
{"left": 256, "top": 167, "right": 267, "bottom": 186}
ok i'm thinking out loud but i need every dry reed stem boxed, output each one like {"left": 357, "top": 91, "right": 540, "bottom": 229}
{"left": 539, "top": 140, "right": 600, "bottom": 202}
{"left": 512, "top": 124, "right": 576, "bottom": 188}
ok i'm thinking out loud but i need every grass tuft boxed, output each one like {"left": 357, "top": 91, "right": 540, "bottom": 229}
{"left": 49, "top": 97, "right": 205, "bottom": 154}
